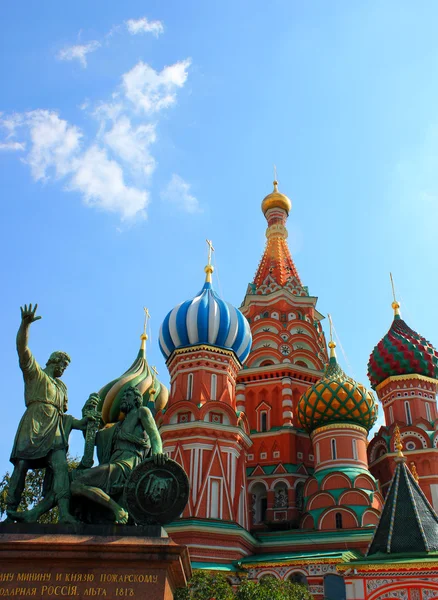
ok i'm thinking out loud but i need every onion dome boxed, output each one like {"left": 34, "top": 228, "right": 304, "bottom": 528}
{"left": 261, "top": 180, "right": 292, "bottom": 216}
{"left": 159, "top": 260, "right": 252, "bottom": 364}
{"left": 297, "top": 340, "right": 378, "bottom": 433}
{"left": 98, "top": 333, "right": 168, "bottom": 424}
{"left": 368, "top": 301, "right": 438, "bottom": 390}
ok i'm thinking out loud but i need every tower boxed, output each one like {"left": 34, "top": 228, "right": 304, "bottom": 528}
{"left": 237, "top": 179, "right": 328, "bottom": 528}
{"left": 157, "top": 247, "right": 253, "bottom": 564}
{"left": 367, "top": 295, "right": 438, "bottom": 509}
{"left": 297, "top": 324, "right": 382, "bottom": 530}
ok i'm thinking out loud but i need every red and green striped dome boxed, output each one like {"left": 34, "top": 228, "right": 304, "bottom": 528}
{"left": 297, "top": 350, "right": 378, "bottom": 433}
{"left": 368, "top": 313, "right": 438, "bottom": 390}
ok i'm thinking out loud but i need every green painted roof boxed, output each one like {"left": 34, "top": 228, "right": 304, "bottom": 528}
{"left": 239, "top": 549, "right": 361, "bottom": 565}
{"left": 367, "top": 459, "right": 438, "bottom": 556}
{"left": 192, "top": 562, "right": 238, "bottom": 572}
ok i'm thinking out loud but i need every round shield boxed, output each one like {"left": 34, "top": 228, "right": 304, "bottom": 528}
{"left": 123, "top": 457, "right": 190, "bottom": 525}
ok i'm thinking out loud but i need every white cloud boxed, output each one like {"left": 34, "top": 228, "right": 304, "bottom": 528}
{"left": 0, "top": 56, "right": 192, "bottom": 221}
{"left": 58, "top": 41, "right": 101, "bottom": 67}
{"left": 123, "top": 59, "right": 191, "bottom": 113}
{"left": 0, "top": 141, "right": 25, "bottom": 151}
{"left": 103, "top": 116, "right": 156, "bottom": 176}
{"left": 24, "top": 110, "right": 82, "bottom": 180}
{"left": 125, "top": 17, "right": 164, "bottom": 37}
{"left": 70, "top": 146, "right": 149, "bottom": 219}
{"left": 161, "top": 174, "right": 200, "bottom": 213}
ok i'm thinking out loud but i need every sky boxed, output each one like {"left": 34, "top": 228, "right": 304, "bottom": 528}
{"left": 1, "top": 0, "right": 438, "bottom": 475}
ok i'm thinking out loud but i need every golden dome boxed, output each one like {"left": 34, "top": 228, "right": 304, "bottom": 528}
{"left": 261, "top": 180, "right": 292, "bottom": 215}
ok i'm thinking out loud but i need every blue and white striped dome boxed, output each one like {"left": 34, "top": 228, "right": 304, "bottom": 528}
{"left": 159, "top": 279, "right": 252, "bottom": 364}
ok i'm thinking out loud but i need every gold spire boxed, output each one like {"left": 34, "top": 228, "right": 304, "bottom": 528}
{"left": 204, "top": 239, "right": 215, "bottom": 283}
{"left": 410, "top": 461, "right": 420, "bottom": 484}
{"left": 273, "top": 164, "right": 278, "bottom": 192}
{"left": 394, "top": 424, "right": 405, "bottom": 462}
{"left": 327, "top": 313, "right": 337, "bottom": 359}
{"left": 390, "top": 272, "right": 401, "bottom": 317}
{"left": 140, "top": 307, "right": 150, "bottom": 351}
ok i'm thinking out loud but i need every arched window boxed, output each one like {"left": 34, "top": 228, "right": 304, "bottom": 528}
{"left": 288, "top": 572, "right": 308, "bottom": 587}
{"left": 389, "top": 405, "right": 394, "bottom": 424}
{"left": 316, "top": 442, "right": 320, "bottom": 464}
{"left": 426, "top": 402, "right": 432, "bottom": 422}
{"left": 260, "top": 497, "right": 268, "bottom": 521}
{"left": 335, "top": 512, "right": 343, "bottom": 529}
{"left": 352, "top": 438, "right": 358, "bottom": 461}
{"left": 187, "top": 373, "right": 193, "bottom": 400}
{"left": 331, "top": 439, "right": 337, "bottom": 460}
{"left": 295, "top": 481, "right": 304, "bottom": 512}
{"left": 324, "top": 574, "right": 346, "bottom": 600}
{"left": 405, "top": 401, "right": 412, "bottom": 425}
{"left": 260, "top": 411, "right": 268, "bottom": 432}
{"left": 211, "top": 374, "right": 217, "bottom": 400}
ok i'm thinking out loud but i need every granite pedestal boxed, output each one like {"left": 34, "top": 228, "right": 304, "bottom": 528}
{"left": 0, "top": 523, "right": 191, "bottom": 599}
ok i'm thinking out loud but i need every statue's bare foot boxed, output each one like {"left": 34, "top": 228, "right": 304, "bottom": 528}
{"left": 6, "top": 509, "right": 32, "bottom": 523}
{"left": 114, "top": 507, "right": 129, "bottom": 524}
{"left": 59, "top": 513, "right": 78, "bottom": 525}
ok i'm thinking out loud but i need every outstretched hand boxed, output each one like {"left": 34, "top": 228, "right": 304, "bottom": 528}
{"left": 20, "top": 303, "right": 42, "bottom": 325}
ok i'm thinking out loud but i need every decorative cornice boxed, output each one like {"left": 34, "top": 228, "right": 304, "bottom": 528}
{"left": 376, "top": 373, "right": 438, "bottom": 392}
{"left": 311, "top": 423, "right": 368, "bottom": 438}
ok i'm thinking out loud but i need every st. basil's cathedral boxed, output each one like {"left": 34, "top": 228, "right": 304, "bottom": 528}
{"left": 101, "top": 180, "right": 438, "bottom": 600}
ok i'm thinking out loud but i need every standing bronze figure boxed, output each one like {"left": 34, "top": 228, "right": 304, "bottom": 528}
{"left": 7, "top": 304, "right": 88, "bottom": 523}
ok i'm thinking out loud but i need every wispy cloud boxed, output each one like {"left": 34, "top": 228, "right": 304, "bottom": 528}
{"left": 161, "top": 174, "right": 200, "bottom": 213}
{"left": 58, "top": 41, "right": 101, "bottom": 68}
{"left": 0, "top": 59, "right": 192, "bottom": 221}
{"left": 0, "top": 141, "right": 25, "bottom": 151}
{"left": 125, "top": 17, "right": 164, "bottom": 37}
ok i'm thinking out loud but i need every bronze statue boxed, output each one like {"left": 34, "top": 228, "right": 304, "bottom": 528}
{"left": 71, "top": 386, "right": 167, "bottom": 524}
{"left": 7, "top": 304, "right": 90, "bottom": 524}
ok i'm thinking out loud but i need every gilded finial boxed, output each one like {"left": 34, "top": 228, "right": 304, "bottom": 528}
{"left": 394, "top": 424, "right": 405, "bottom": 462}
{"left": 327, "top": 313, "right": 337, "bottom": 359}
{"left": 205, "top": 239, "right": 215, "bottom": 283}
{"left": 141, "top": 307, "right": 150, "bottom": 351}
{"left": 410, "top": 461, "right": 420, "bottom": 484}
{"left": 273, "top": 165, "right": 278, "bottom": 192}
{"left": 390, "top": 273, "right": 401, "bottom": 317}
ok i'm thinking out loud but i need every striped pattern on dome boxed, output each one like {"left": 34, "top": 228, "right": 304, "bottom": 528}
{"left": 297, "top": 356, "right": 378, "bottom": 433}
{"left": 98, "top": 345, "right": 168, "bottom": 424}
{"left": 159, "top": 280, "right": 252, "bottom": 364}
{"left": 368, "top": 316, "right": 438, "bottom": 389}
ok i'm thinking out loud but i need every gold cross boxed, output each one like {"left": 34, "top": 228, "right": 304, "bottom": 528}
{"left": 327, "top": 313, "right": 334, "bottom": 343}
{"left": 390, "top": 272, "right": 397, "bottom": 303}
{"left": 206, "top": 239, "right": 215, "bottom": 267}
{"left": 143, "top": 307, "right": 150, "bottom": 336}
{"left": 274, "top": 164, "right": 278, "bottom": 182}
{"left": 151, "top": 365, "right": 159, "bottom": 378}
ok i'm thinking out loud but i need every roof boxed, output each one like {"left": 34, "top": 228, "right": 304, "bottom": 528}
{"left": 367, "top": 459, "right": 438, "bottom": 556}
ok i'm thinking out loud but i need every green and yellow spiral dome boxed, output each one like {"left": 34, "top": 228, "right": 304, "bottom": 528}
{"left": 297, "top": 342, "right": 378, "bottom": 433}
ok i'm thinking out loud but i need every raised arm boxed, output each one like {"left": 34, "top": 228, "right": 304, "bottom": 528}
{"left": 16, "top": 303, "right": 41, "bottom": 368}
{"left": 139, "top": 406, "right": 167, "bottom": 465}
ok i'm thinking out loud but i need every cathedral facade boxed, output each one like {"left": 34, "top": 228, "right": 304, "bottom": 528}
{"left": 145, "top": 181, "right": 438, "bottom": 599}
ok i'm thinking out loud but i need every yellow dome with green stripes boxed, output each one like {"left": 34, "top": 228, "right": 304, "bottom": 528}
{"left": 297, "top": 349, "right": 378, "bottom": 433}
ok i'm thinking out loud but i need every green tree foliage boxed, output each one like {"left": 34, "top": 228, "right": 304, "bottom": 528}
{"left": 175, "top": 572, "right": 314, "bottom": 600}
{"left": 175, "top": 571, "right": 234, "bottom": 600}
{"left": 0, "top": 455, "right": 79, "bottom": 524}
{"left": 235, "top": 576, "right": 313, "bottom": 600}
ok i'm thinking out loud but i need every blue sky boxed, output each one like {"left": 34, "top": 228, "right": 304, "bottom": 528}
{"left": 1, "top": 1, "right": 438, "bottom": 474}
